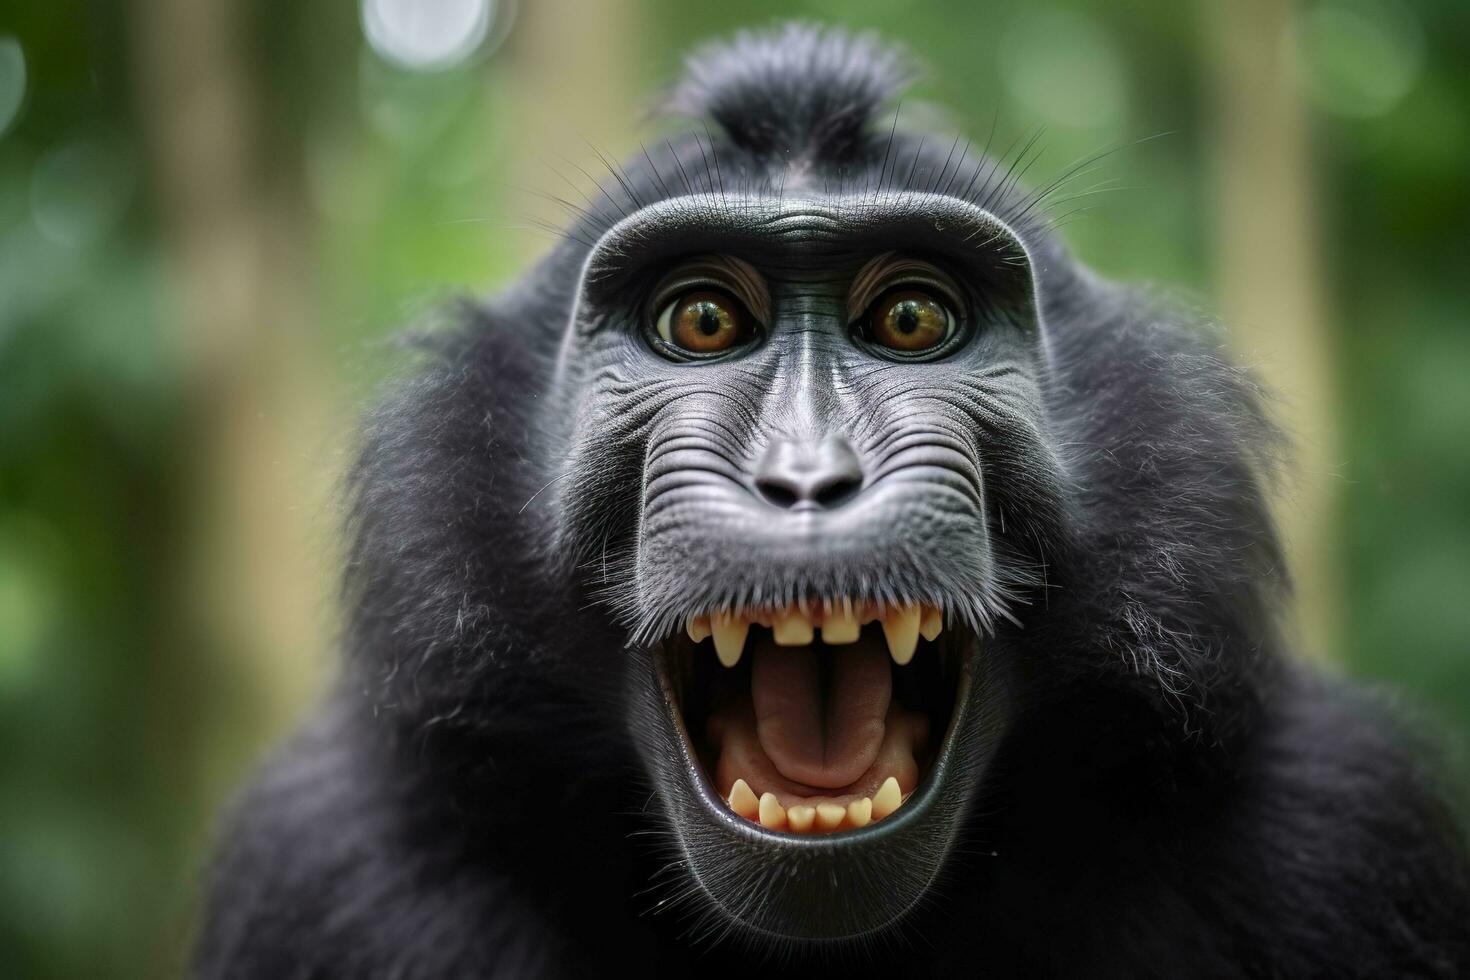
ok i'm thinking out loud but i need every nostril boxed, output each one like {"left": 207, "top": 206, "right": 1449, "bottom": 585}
{"left": 754, "top": 477, "right": 802, "bottom": 509}
{"left": 811, "top": 473, "right": 861, "bottom": 508}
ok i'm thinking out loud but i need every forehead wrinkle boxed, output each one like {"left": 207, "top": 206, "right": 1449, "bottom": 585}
{"left": 583, "top": 190, "right": 1026, "bottom": 282}
{"left": 763, "top": 257, "right": 865, "bottom": 284}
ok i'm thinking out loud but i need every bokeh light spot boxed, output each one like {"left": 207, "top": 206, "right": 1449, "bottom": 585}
{"left": 0, "top": 514, "right": 60, "bottom": 692}
{"left": 29, "top": 133, "right": 135, "bottom": 249}
{"left": 1300, "top": 0, "right": 1423, "bottom": 119}
{"left": 361, "top": 0, "right": 494, "bottom": 72}
{"left": 356, "top": 47, "right": 475, "bottom": 146}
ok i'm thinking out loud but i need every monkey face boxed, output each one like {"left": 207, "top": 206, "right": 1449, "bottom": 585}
{"left": 553, "top": 191, "right": 1064, "bottom": 629}
{"left": 544, "top": 189, "right": 1071, "bottom": 941}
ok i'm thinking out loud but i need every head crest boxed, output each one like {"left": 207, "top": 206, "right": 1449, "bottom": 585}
{"left": 665, "top": 23, "right": 914, "bottom": 166}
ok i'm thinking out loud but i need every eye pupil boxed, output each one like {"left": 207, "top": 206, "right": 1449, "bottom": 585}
{"left": 895, "top": 305, "right": 919, "bottom": 334}
{"left": 697, "top": 308, "right": 722, "bottom": 336}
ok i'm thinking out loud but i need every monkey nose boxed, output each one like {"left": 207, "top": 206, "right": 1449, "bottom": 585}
{"left": 752, "top": 435, "right": 864, "bottom": 510}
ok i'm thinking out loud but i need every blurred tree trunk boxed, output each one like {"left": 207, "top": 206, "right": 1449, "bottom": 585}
{"left": 129, "top": 0, "right": 334, "bottom": 962}
{"left": 1201, "top": 0, "right": 1340, "bottom": 660}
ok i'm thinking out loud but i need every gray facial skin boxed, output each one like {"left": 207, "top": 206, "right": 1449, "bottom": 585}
{"left": 542, "top": 191, "right": 1068, "bottom": 939}
{"left": 549, "top": 193, "right": 1066, "bottom": 646}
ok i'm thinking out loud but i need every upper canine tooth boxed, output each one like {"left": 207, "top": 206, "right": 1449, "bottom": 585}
{"left": 820, "top": 603, "right": 860, "bottom": 644}
{"left": 711, "top": 612, "right": 749, "bottom": 668}
{"left": 882, "top": 605, "right": 920, "bottom": 665}
{"left": 686, "top": 614, "right": 711, "bottom": 644}
{"left": 772, "top": 609, "right": 814, "bottom": 646}
{"left": 919, "top": 605, "right": 942, "bottom": 642}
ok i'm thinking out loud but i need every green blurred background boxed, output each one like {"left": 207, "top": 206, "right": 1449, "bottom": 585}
{"left": 0, "top": 0, "right": 1466, "bottom": 975}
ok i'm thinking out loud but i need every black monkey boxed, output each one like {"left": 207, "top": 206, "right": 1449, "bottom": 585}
{"left": 197, "top": 26, "right": 1470, "bottom": 978}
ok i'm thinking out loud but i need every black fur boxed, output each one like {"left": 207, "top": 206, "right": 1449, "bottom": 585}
{"left": 197, "top": 26, "right": 1470, "bottom": 978}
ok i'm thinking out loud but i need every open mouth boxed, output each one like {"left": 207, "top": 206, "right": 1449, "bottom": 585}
{"left": 657, "top": 600, "right": 970, "bottom": 835}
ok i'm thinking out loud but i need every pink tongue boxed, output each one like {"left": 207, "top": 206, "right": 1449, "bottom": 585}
{"left": 749, "top": 632, "right": 892, "bottom": 789}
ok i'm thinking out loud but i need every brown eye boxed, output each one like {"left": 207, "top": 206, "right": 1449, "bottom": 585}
{"left": 866, "top": 289, "right": 954, "bottom": 352}
{"left": 656, "top": 290, "right": 748, "bottom": 354}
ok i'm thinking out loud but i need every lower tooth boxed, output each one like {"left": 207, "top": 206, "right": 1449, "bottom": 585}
{"left": 871, "top": 777, "right": 902, "bottom": 819}
{"left": 815, "top": 803, "right": 846, "bottom": 831}
{"left": 728, "top": 785, "right": 901, "bottom": 832}
{"left": 728, "top": 779, "right": 760, "bottom": 819}
{"left": 758, "top": 792, "right": 787, "bottom": 829}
